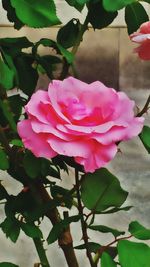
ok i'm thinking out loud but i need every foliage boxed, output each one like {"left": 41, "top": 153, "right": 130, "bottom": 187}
{"left": 0, "top": 1, "right": 150, "bottom": 267}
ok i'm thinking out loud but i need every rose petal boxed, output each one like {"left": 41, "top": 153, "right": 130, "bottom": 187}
{"left": 75, "top": 142, "right": 117, "bottom": 173}
{"left": 17, "top": 120, "right": 57, "bottom": 158}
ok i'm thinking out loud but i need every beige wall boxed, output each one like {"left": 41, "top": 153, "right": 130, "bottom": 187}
{"left": 0, "top": 1, "right": 150, "bottom": 26}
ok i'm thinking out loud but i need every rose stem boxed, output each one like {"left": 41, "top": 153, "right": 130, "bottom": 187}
{"left": 137, "top": 94, "right": 150, "bottom": 117}
{"left": 35, "top": 184, "right": 79, "bottom": 267}
{"left": 75, "top": 168, "right": 97, "bottom": 267}
{"left": 33, "top": 238, "right": 51, "bottom": 267}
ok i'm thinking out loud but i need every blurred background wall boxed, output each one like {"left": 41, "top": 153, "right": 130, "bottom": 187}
{"left": 0, "top": 2, "right": 150, "bottom": 267}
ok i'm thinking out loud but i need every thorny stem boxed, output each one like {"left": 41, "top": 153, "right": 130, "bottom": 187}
{"left": 93, "top": 235, "right": 132, "bottom": 264}
{"left": 75, "top": 168, "right": 97, "bottom": 267}
{"left": 35, "top": 184, "right": 79, "bottom": 267}
{"left": 136, "top": 94, "right": 150, "bottom": 117}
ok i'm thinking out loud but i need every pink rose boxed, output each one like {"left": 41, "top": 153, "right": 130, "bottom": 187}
{"left": 17, "top": 77, "right": 144, "bottom": 173}
{"left": 130, "top": 21, "right": 150, "bottom": 60}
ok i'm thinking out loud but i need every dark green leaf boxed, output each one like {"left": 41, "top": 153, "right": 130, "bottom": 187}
{"left": 0, "top": 149, "right": 9, "bottom": 170}
{"left": 10, "top": 0, "right": 61, "bottom": 27}
{"left": 101, "top": 252, "right": 117, "bottom": 267}
{"left": 0, "top": 183, "right": 9, "bottom": 200}
{"left": 125, "top": 2, "right": 149, "bottom": 34}
{"left": 65, "top": 0, "right": 87, "bottom": 11}
{"left": 8, "top": 95, "right": 23, "bottom": 122}
{"left": 0, "top": 59, "right": 14, "bottom": 90}
{"left": 129, "top": 221, "right": 150, "bottom": 240}
{"left": 88, "top": 1, "right": 118, "bottom": 30}
{"left": 74, "top": 243, "right": 117, "bottom": 258}
{"left": 51, "top": 185, "right": 73, "bottom": 209}
{"left": 0, "top": 99, "right": 17, "bottom": 132}
{"left": 57, "top": 19, "right": 80, "bottom": 49}
{"left": 0, "top": 217, "right": 20, "bottom": 243}
{"left": 139, "top": 126, "right": 150, "bottom": 154}
{"left": 74, "top": 242, "right": 100, "bottom": 253}
{"left": 88, "top": 225, "right": 125, "bottom": 238}
{"left": 81, "top": 168, "right": 128, "bottom": 212}
{"left": 52, "top": 156, "right": 69, "bottom": 174}
{"left": 0, "top": 263, "right": 19, "bottom": 267}
{"left": 14, "top": 53, "right": 38, "bottom": 96}
{"left": 103, "top": 0, "right": 136, "bottom": 11}
{"left": 33, "top": 38, "right": 74, "bottom": 64}
{"left": 47, "top": 215, "right": 80, "bottom": 244}
{"left": 23, "top": 151, "right": 41, "bottom": 178}
{"left": 2, "top": 0, "right": 24, "bottom": 29}
{"left": 37, "top": 55, "right": 61, "bottom": 78}
{"left": 40, "top": 159, "right": 60, "bottom": 179}
{"left": 118, "top": 240, "right": 150, "bottom": 267}
{"left": 0, "top": 37, "right": 33, "bottom": 52}
{"left": 20, "top": 222, "right": 43, "bottom": 238}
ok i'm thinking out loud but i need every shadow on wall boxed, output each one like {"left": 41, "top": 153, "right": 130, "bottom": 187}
{"left": 120, "top": 57, "right": 150, "bottom": 90}
{"left": 75, "top": 47, "right": 119, "bottom": 90}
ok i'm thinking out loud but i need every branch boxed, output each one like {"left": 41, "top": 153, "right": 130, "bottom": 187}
{"left": 136, "top": 94, "right": 150, "bottom": 117}
{"left": 93, "top": 235, "right": 132, "bottom": 264}
{"left": 75, "top": 169, "right": 97, "bottom": 267}
{"left": 35, "top": 184, "right": 79, "bottom": 267}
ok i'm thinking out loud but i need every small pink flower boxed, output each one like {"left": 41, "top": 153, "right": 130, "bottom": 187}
{"left": 17, "top": 77, "right": 144, "bottom": 173}
{"left": 130, "top": 21, "right": 150, "bottom": 60}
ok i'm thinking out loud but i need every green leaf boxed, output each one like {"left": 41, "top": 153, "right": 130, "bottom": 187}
{"left": 0, "top": 99, "right": 17, "bottom": 132}
{"left": 118, "top": 240, "right": 150, "bottom": 267}
{"left": 88, "top": 225, "right": 125, "bottom": 238}
{"left": 101, "top": 252, "right": 117, "bottom": 267}
{"left": 139, "top": 126, "right": 150, "bottom": 154}
{"left": 20, "top": 222, "right": 43, "bottom": 238}
{"left": 2, "top": 0, "right": 24, "bottom": 29}
{"left": 0, "top": 149, "right": 9, "bottom": 170}
{"left": 75, "top": 243, "right": 117, "bottom": 258}
{"left": 0, "top": 263, "right": 19, "bottom": 267}
{"left": 125, "top": 2, "right": 149, "bottom": 34}
{"left": 47, "top": 215, "right": 80, "bottom": 244}
{"left": 74, "top": 242, "right": 100, "bottom": 253}
{"left": 14, "top": 53, "right": 38, "bottom": 96}
{"left": 0, "top": 217, "right": 20, "bottom": 243}
{"left": 129, "top": 221, "right": 150, "bottom": 240}
{"left": 10, "top": 139, "right": 23, "bottom": 147}
{"left": 0, "top": 183, "right": 9, "bottom": 200}
{"left": 81, "top": 168, "right": 128, "bottom": 213}
{"left": 57, "top": 19, "right": 80, "bottom": 49}
{"left": 10, "top": 0, "right": 61, "bottom": 28}
{"left": 103, "top": 0, "right": 136, "bottom": 11}
{"left": 23, "top": 151, "right": 41, "bottom": 178}
{"left": 33, "top": 38, "right": 74, "bottom": 64}
{"left": 0, "top": 59, "right": 14, "bottom": 90}
{"left": 57, "top": 43, "right": 74, "bottom": 64}
{"left": 100, "top": 205, "right": 132, "bottom": 214}
{"left": 88, "top": 1, "right": 118, "bottom": 30}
